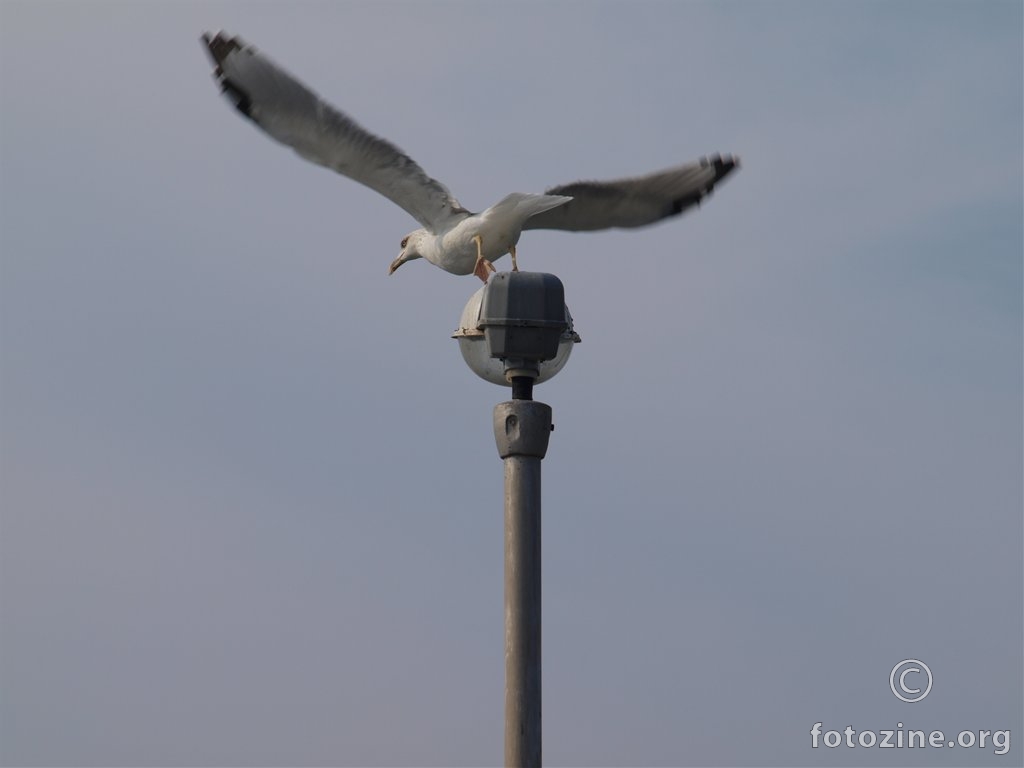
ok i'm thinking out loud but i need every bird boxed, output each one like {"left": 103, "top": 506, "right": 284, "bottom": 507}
{"left": 201, "top": 31, "right": 739, "bottom": 282}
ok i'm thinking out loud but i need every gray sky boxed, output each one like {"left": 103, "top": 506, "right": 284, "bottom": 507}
{"left": 1, "top": 1, "right": 1021, "bottom": 766}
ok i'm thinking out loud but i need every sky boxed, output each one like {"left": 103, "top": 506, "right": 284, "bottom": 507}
{"left": 0, "top": 1, "right": 1021, "bottom": 766}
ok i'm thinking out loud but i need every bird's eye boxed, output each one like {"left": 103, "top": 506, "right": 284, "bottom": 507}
{"left": 401, "top": 236, "right": 408, "bottom": 248}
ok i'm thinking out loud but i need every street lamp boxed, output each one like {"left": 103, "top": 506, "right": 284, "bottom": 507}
{"left": 453, "top": 272, "right": 579, "bottom": 768}
{"left": 453, "top": 272, "right": 580, "bottom": 396}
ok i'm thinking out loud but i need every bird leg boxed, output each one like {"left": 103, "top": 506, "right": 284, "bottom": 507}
{"left": 509, "top": 244, "right": 519, "bottom": 272}
{"left": 471, "top": 234, "right": 496, "bottom": 282}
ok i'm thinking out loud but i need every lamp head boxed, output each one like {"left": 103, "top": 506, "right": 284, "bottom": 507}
{"left": 453, "top": 272, "right": 580, "bottom": 388}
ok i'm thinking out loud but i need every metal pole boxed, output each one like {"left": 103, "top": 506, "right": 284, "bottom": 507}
{"left": 493, "top": 397, "right": 552, "bottom": 768}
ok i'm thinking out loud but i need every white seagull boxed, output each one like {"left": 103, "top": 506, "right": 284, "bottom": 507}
{"left": 202, "top": 32, "right": 739, "bottom": 282}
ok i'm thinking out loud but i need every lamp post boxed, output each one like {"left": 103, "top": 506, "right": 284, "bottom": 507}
{"left": 453, "top": 273, "right": 580, "bottom": 768}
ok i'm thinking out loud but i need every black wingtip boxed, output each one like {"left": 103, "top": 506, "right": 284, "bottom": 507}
{"left": 711, "top": 153, "right": 740, "bottom": 179}
{"left": 201, "top": 31, "right": 255, "bottom": 119}
{"left": 201, "top": 30, "right": 252, "bottom": 72}
{"left": 667, "top": 154, "right": 740, "bottom": 216}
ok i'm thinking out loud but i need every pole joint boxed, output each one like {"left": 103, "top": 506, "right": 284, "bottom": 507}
{"left": 493, "top": 401, "right": 553, "bottom": 460}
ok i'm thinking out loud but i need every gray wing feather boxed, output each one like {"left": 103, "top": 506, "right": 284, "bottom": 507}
{"left": 202, "top": 32, "right": 468, "bottom": 232}
{"left": 522, "top": 155, "right": 739, "bottom": 231}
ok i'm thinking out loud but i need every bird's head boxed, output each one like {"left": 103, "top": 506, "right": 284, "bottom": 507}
{"left": 389, "top": 229, "right": 427, "bottom": 275}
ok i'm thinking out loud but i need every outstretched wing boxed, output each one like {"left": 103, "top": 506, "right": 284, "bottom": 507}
{"left": 522, "top": 155, "right": 739, "bottom": 231}
{"left": 201, "top": 32, "right": 468, "bottom": 233}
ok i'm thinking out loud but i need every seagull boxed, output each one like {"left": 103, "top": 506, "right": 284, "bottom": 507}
{"left": 201, "top": 32, "right": 739, "bottom": 282}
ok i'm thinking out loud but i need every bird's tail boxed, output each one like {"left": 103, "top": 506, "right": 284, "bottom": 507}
{"left": 492, "top": 192, "right": 573, "bottom": 222}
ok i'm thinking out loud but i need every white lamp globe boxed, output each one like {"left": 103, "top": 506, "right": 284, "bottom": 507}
{"left": 453, "top": 283, "right": 580, "bottom": 386}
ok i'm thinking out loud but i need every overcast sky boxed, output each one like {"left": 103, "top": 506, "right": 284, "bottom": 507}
{"left": 1, "top": 2, "right": 1021, "bottom": 766}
